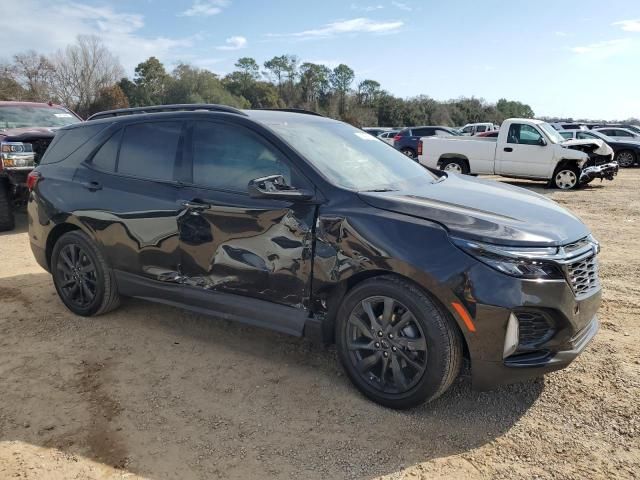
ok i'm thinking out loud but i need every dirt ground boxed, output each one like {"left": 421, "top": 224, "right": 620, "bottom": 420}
{"left": 0, "top": 171, "right": 638, "bottom": 480}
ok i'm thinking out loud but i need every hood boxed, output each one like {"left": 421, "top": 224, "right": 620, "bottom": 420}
{"left": 358, "top": 174, "right": 589, "bottom": 247}
{"left": 563, "top": 138, "right": 613, "bottom": 157}
{"left": 0, "top": 127, "right": 57, "bottom": 141}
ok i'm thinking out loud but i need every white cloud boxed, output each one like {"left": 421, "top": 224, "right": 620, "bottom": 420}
{"left": 612, "top": 19, "right": 640, "bottom": 32}
{"left": 267, "top": 18, "right": 403, "bottom": 39}
{"left": 555, "top": 31, "right": 570, "bottom": 37}
{"left": 391, "top": 1, "right": 412, "bottom": 11}
{"left": 216, "top": 36, "right": 247, "bottom": 51}
{"left": 180, "top": 0, "right": 230, "bottom": 17}
{"left": 0, "top": 0, "right": 195, "bottom": 74}
{"left": 350, "top": 3, "right": 384, "bottom": 11}
{"left": 570, "top": 38, "right": 632, "bottom": 57}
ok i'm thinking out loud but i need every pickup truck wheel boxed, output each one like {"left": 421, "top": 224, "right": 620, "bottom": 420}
{"left": 401, "top": 148, "right": 416, "bottom": 159}
{"left": 336, "top": 276, "right": 462, "bottom": 409}
{"left": 51, "top": 231, "right": 120, "bottom": 317}
{"left": 553, "top": 166, "right": 579, "bottom": 190}
{"left": 615, "top": 150, "right": 636, "bottom": 168}
{"left": 441, "top": 159, "right": 469, "bottom": 175}
{"left": 0, "top": 183, "right": 15, "bottom": 232}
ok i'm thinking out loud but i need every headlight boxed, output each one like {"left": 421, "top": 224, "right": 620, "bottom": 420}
{"left": 0, "top": 142, "right": 35, "bottom": 169}
{"left": 452, "top": 237, "right": 565, "bottom": 279}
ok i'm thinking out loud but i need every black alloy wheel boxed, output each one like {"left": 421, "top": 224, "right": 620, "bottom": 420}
{"left": 346, "top": 296, "right": 428, "bottom": 394}
{"left": 56, "top": 243, "right": 98, "bottom": 308}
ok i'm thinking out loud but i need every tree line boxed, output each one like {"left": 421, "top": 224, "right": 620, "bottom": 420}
{"left": 4, "top": 34, "right": 624, "bottom": 128}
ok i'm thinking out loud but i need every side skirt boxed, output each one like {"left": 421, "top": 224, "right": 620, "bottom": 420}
{"left": 114, "top": 270, "right": 309, "bottom": 337}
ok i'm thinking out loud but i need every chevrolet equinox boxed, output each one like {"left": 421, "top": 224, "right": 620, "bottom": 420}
{"left": 27, "top": 104, "right": 601, "bottom": 409}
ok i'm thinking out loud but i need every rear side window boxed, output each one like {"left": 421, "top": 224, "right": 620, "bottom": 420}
{"left": 117, "top": 122, "right": 182, "bottom": 181}
{"left": 41, "top": 124, "right": 107, "bottom": 165}
{"left": 191, "top": 122, "right": 291, "bottom": 192}
{"left": 412, "top": 127, "right": 435, "bottom": 137}
{"left": 560, "top": 131, "right": 573, "bottom": 140}
{"left": 91, "top": 129, "right": 122, "bottom": 172}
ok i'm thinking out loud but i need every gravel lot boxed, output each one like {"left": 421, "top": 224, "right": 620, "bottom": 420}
{"left": 0, "top": 171, "right": 638, "bottom": 480}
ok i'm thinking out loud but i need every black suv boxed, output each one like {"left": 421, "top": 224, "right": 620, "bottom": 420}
{"left": 28, "top": 104, "right": 601, "bottom": 408}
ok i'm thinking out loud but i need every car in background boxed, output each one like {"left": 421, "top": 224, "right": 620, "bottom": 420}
{"left": 0, "top": 101, "right": 82, "bottom": 231}
{"left": 560, "top": 129, "right": 640, "bottom": 168}
{"left": 393, "top": 126, "right": 459, "bottom": 159}
{"left": 378, "top": 130, "right": 399, "bottom": 145}
{"left": 459, "top": 123, "right": 498, "bottom": 136}
{"left": 363, "top": 127, "right": 392, "bottom": 137}
{"left": 593, "top": 127, "right": 640, "bottom": 142}
{"left": 599, "top": 124, "right": 640, "bottom": 135}
{"left": 551, "top": 123, "right": 589, "bottom": 131}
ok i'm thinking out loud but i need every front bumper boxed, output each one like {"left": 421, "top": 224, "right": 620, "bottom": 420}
{"left": 472, "top": 314, "right": 599, "bottom": 390}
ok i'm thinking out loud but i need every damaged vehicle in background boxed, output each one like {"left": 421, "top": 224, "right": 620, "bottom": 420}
{"left": 28, "top": 105, "right": 602, "bottom": 409}
{"left": 419, "top": 118, "right": 618, "bottom": 189}
{"left": 0, "top": 101, "right": 82, "bottom": 231}
{"left": 560, "top": 129, "right": 640, "bottom": 168}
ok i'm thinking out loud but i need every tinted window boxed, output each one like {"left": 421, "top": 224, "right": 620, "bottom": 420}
{"left": 191, "top": 122, "right": 291, "bottom": 192}
{"left": 412, "top": 127, "right": 435, "bottom": 137}
{"left": 560, "top": 131, "right": 573, "bottom": 140}
{"left": 507, "top": 124, "right": 543, "bottom": 145}
{"left": 398, "top": 129, "right": 410, "bottom": 137}
{"left": 41, "top": 124, "right": 107, "bottom": 165}
{"left": 577, "top": 132, "right": 595, "bottom": 140}
{"left": 616, "top": 130, "right": 633, "bottom": 137}
{"left": 91, "top": 129, "right": 122, "bottom": 172}
{"left": 476, "top": 125, "right": 487, "bottom": 132}
{"left": 117, "top": 122, "right": 182, "bottom": 181}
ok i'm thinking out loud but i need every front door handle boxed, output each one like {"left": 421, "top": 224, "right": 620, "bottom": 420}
{"left": 181, "top": 200, "right": 210, "bottom": 211}
{"left": 81, "top": 181, "right": 102, "bottom": 191}
{"left": 503, "top": 147, "right": 513, "bottom": 152}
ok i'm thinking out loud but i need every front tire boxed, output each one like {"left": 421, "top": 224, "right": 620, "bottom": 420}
{"left": 615, "top": 150, "right": 636, "bottom": 168}
{"left": 552, "top": 165, "right": 580, "bottom": 190}
{"left": 336, "top": 276, "right": 462, "bottom": 409}
{"left": 51, "top": 231, "right": 120, "bottom": 316}
{"left": 0, "top": 183, "right": 15, "bottom": 232}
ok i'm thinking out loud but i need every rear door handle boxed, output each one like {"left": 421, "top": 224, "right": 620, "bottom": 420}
{"left": 503, "top": 147, "right": 513, "bottom": 152}
{"left": 81, "top": 181, "right": 102, "bottom": 191}
{"left": 181, "top": 200, "right": 210, "bottom": 211}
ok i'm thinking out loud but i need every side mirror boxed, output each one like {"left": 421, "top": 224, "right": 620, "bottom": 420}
{"left": 248, "top": 175, "right": 313, "bottom": 201}
{"left": 538, "top": 137, "right": 548, "bottom": 146}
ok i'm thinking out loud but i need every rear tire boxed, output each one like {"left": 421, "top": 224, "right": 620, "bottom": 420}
{"left": 615, "top": 150, "right": 636, "bottom": 168}
{"left": 51, "top": 231, "right": 120, "bottom": 316}
{"left": 0, "top": 183, "right": 15, "bottom": 232}
{"left": 401, "top": 148, "right": 416, "bottom": 159}
{"left": 336, "top": 275, "right": 462, "bottom": 409}
{"left": 440, "top": 159, "right": 469, "bottom": 175}
{"left": 552, "top": 165, "right": 580, "bottom": 190}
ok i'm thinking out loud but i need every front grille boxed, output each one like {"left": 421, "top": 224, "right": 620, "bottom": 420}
{"left": 516, "top": 311, "right": 555, "bottom": 349}
{"left": 566, "top": 254, "right": 599, "bottom": 297}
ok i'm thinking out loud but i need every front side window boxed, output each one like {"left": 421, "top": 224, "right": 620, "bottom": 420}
{"left": 461, "top": 126, "right": 473, "bottom": 134}
{"left": 117, "top": 122, "right": 182, "bottom": 181}
{"left": 560, "top": 131, "right": 573, "bottom": 140}
{"left": 191, "top": 122, "right": 291, "bottom": 192}
{"left": 507, "top": 124, "right": 543, "bottom": 145}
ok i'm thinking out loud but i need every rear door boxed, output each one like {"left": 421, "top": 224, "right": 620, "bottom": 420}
{"left": 73, "top": 120, "right": 185, "bottom": 281}
{"left": 175, "top": 119, "right": 317, "bottom": 311}
{"left": 495, "top": 123, "right": 552, "bottom": 177}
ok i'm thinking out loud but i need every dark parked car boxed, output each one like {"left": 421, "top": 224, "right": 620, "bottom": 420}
{"left": 393, "top": 126, "right": 459, "bottom": 159}
{"left": 28, "top": 105, "right": 601, "bottom": 409}
{"left": 560, "top": 129, "right": 640, "bottom": 167}
{"left": 0, "top": 101, "right": 82, "bottom": 230}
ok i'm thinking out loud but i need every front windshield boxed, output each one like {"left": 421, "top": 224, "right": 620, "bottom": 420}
{"left": 267, "top": 120, "right": 438, "bottom": 191}
{"left": 0, "top": 106, "right": 81, "bottom": 130}
{"left": 539, "top": 122, "right": 566, "bottom": 144}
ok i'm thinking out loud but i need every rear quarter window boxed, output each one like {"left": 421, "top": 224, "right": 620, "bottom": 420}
{"left": 40, "top": 124, "right": 107, "bottom": 165}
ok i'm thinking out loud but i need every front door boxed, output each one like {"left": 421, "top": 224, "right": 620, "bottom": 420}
{"left": 176, "top": 120, "right": 317, "bottom": 309}
{"left": 495, "top": 123, "right": 551, "bottom": 178}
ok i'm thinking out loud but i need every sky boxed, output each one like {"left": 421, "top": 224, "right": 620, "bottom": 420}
{"left": 0, "top": 0, "right": 639, "bottom": 119}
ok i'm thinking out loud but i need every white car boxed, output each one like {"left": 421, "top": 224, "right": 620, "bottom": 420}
{"left": 378, "top": 130, "right": 399, "bottom": 145}
{"left": 419, "top": 118, "right": 614, "bottom": 189}
{"left": 593, "top": 127, "right": 640, "bottom": 141}
{"left": 459, "top": 123, "right": 498, "bottom": 136}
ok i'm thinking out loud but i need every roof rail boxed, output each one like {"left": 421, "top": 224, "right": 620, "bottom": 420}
{"left": 87, "top": 103, "right": 247, "bottom": 121}
{"left": 255, "top": 108, "right": 324, "bottom": 117}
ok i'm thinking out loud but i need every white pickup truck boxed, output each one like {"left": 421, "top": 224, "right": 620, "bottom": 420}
{"left": 419, "top": 118, "right": 617, "bottom": 189}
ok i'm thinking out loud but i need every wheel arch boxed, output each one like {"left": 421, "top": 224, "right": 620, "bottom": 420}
{"left": 437, "top": 154, "right": 470, "bottom": 171}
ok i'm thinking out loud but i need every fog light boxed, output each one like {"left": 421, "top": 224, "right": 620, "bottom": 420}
{"left": 503, "top": 313, "right": 519, "bottom": 358}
